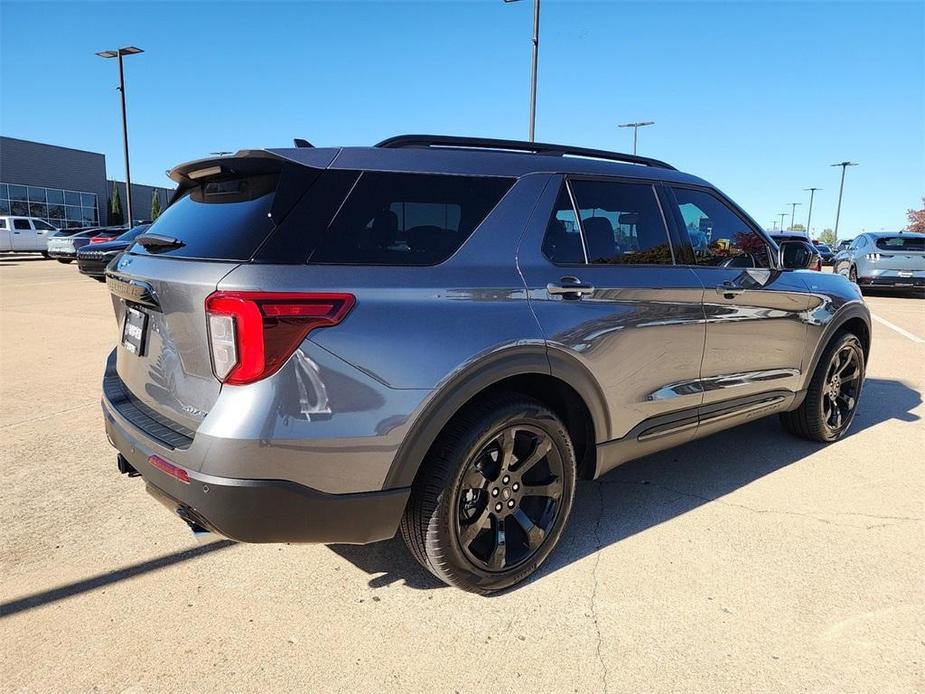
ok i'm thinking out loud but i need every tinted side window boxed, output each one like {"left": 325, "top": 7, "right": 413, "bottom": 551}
{"left": 571, "top": 181, "right": 673, "bottom": 265}
{"left": 542, "top": 187, "right": 585, "bottom": 264}
{"left": 308, "top": 172, "right": 513, "bottom": 266}
{"left": 672, "top": 188, "right": 769, "bottom": 268}
{"left": 13, "top": 219, "right": 30, "bottom": 230}
{"left": 33, "top": 219, "right": 55, "bottom": 230}
{"left": 0, "top": 219, "right": 6, "bottom": 229}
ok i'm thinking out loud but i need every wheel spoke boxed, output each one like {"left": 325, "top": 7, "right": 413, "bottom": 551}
{"left": 512, "top": 508, "right": 545, "bottom": 550}
{"left": 458, "top": 505, "right": 492, "bottom": 547}
{"left": 841, "top": 372, "right": 859, "bottom": 383}
{"left": 837, "top": 352, "right": 855, "bottom": 376}
{"left": 488, "top": 518, "right": 507, "bottom": 570}
{"left": 497, "top": 429, "right": 516, "bottom": 470}
{"left": 837, "top": 393, "right": 855, "bottom": 411}
{"left": 513, "top": 436, "right": 552, "bottom": 475}
{"left": 832, "top": 403, "right": 842, "bottom": 429}
{"left": 521, "top": 477, "right": 562, "bottom": 500}
{"left": 462, "top": 466, "right": 490, "bottom": 491}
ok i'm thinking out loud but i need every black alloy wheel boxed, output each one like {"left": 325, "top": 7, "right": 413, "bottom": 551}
{"left": 453, "top": 424, "right": 564, "bottom": 572}
{"left": 401, "top": 395, "right": 576, "bottom": 594}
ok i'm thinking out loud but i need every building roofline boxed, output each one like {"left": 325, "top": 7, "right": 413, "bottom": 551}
{"left": 0, "top": 135, "right": 105, "bottom": 158}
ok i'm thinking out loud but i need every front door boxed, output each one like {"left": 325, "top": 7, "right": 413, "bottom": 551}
{"left": 518, "top": 176, "right": 707, "bottom": 465}
{"left": 11, "top": 218, "right": 37, "bottom": 251}
{"left": 665, "top": 186, "right": 812, "bottom": 411}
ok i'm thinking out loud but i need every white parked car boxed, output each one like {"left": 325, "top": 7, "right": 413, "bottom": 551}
{"left": 0, "top": 216, "right": 57, "bottom": 256}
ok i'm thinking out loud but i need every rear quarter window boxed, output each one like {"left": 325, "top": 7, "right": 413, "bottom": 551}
{"left": 307, "top": 172, "right": 513, "bottom": 266}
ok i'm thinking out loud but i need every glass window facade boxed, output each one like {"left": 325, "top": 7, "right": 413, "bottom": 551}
{"left": 0, "top": 182, "right": 98, "bottom": 229}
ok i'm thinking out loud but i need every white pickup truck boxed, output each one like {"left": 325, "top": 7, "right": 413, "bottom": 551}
{"left": 0, "top": 216, "right": 57, "bottom": 255}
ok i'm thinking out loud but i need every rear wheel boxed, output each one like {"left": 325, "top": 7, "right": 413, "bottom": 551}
{"left": 401, "top": 395, "right": 576, "bottom": 594}
{"left": 40, "top": 251, "right": 49, "bottom": 259}
{"left": 848, "top": 265, "right": 858, "bottom": 283}
{"left": 781, "top": 331, "right": 865, "bottom": 442}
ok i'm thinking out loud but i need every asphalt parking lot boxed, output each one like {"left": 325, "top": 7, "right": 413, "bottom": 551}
{"left": 2, "top": 257, "right": 922, "bottom": 693}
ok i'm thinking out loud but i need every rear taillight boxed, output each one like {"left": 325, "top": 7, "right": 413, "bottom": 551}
{"left": 91, "top": 236, "right": 113, "bottom": 244}
{"left": 147, "top": 454, "right": 190, "bottom": 484}
{"left": 204, "top": 291, "right": 355, "bottom": 385}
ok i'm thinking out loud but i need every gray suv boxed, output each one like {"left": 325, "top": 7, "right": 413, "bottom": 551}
{"left": 102, "top": 135, "right": 871, "bottom": 593}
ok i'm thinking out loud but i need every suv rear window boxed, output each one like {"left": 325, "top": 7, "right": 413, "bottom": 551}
{"left": 131, "top": 174, "right": 279, "bottom": 261}
{"left": 307, "top": 172, "right": 513, "bottom": 266}
{"left": 875, "top": 235, "right": 924, "bottom": 251}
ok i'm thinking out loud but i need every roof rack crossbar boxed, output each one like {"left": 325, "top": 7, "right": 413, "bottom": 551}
{"left": 375, "top": 134, "right": 676, "bottom": 170}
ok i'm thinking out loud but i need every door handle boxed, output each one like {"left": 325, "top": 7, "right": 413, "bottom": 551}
{"left": 547, "top": 276, "right": 595, "bottom": 299}
{"left": 715, "top": 282, "right": 745, "bottom": 298}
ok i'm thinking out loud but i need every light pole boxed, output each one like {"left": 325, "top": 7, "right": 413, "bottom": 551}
{"left": 504, "top": 0, "right": 541, "bottom": 142}
{"left": 778, "top": 212, "right": 787, "bottom": 231}
{"left": 618, "top": 121, "right": 655, "bottom": 155}
{"left": 830, "top": 161, "right": 858, "bottom": 243}
{"left": 96, "top": 46, "right": 144, "bottom": 226}
{"left": 788, "top": 202, "right": 801, "bottom": 231}
{"left": 804, "top": 187, "right": 820, "bottom": 237}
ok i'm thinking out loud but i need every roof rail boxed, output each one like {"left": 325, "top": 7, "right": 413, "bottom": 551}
{"left": 375, "top": 134, "right": 676, "bottom": 170}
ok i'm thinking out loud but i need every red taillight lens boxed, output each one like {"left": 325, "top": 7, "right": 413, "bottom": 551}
{"left": 204, "top": 292, "right": 355, "bottom": 385}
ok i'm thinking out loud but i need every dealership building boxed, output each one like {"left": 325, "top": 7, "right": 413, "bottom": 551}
{"left": 0, "top": 136, "right": 175, "bottom": 229}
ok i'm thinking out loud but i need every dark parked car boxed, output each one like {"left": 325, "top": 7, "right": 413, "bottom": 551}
{"left": 812, "top": 240, "right": 835, "bottom": 265}
{"left": 47, "top": 226, "right": 127, "bottom": 263}
{"left": 77, "top": 224, "right": 151, "bottom": 281}
{"left": 102, "top": 135, "right": 871, "bottom": 593}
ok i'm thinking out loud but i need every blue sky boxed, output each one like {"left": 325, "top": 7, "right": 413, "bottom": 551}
{"left": 1, "top": 1, "right": 922, "bottom": 234}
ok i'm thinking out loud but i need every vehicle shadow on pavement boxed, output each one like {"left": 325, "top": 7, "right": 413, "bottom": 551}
{"left": 328, "top": 377, "right": 920, "bottom": 592}
{"left": 0, "top": 255, "right": 52, "bottom": 266}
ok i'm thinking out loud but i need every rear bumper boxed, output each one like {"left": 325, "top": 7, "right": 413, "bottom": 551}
{"left": 48, "top": 248, "right": 76, "bottom": 259}
{"left": 130, "top": 454, "right": 410, "bottom": 544}
{"left": 77, "top": 257, "right": 108, "bottom": 277}
{"left": 106, "top": 412, "right": 410, "bottom": 544}
{"left": 858, "top": 275, "right": 925, "bottom": 290}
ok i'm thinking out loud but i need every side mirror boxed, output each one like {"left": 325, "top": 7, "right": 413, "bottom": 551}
{"left": 779, "top": 240, "right": 820, "bottom": 270}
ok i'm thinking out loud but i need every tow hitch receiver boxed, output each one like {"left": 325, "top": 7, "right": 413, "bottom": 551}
{"left": 117, "top": 454, "right": 140, "bottom": 477}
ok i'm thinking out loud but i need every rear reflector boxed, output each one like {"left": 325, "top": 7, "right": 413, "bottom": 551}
{"left": 204, "top": 291, "right": 355, "bottom": 385}
{"left": 147, "top": 455, "right": 191, "bottom": 484}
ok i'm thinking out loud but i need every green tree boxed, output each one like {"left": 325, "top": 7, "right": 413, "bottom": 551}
{"left": 790, "top": 223, "right": 806, "bottom": 232}
{"left": 109, "top": 182, "right": 124, "bottom": 226}
{"left": 150, "top": 192, "right": 162, "bottom": 221}
{"left": 818, "top": 228, "right": 836, "bottom": 245}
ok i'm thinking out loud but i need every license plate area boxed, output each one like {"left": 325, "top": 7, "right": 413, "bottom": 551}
{"left": 122, "top": 305, "right": 149, "bottom": 356}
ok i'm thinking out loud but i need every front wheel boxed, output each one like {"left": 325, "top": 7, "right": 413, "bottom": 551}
{"left": 56, "top": 258, "right": 73, "bottom": 264}
{"left": 780, "top": 331, "right": 865, "bottom": 442}
{"left": 848, "top": 265, "right": 858, "bottom": 283}
{"left": 401, "top": 395, "right": 576, "bottom": 594}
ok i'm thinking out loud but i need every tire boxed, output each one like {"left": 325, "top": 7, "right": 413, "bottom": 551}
{"left": 56, "top": 258, "right": 73, "bottom": 264}
{"left": 400, "top": 395, "right": 577, "bottom": 594}
{"left": 848, "top": 265, "right": 858, "bottom": 283}
{"left": 40, "top": 251, "right": 49, "bottom": 259}
{"left": 780, "top": 331, "right": 865, "bottom": 442}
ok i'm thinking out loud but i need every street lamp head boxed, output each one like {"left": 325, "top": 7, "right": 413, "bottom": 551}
{"left": 96, "top": 46, "right": 144, "bottom": 59}
{"left": 618, "top": 121, "right": 655, "bottom": 128}
{"left": 830, "top": 161, "right": 858, "bottom": 167}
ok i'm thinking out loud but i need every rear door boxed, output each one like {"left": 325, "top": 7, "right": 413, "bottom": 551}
{"left": 31, "top": 218, "right": 55, "bottom": 250}
{"left": 665, "top": 185, "right": 812, "bottom": 410}
{"left": 11, "top": 218, "right": 37, "bottom": 250}
{"left": 518, "top": 176, "right": 706, "bottom": 462}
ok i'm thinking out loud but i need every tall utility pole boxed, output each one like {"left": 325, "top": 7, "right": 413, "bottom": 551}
{"left": 788, "top": 202, "right": 801, "bottom": 231}
{"left": 618, "top": 121, "right": 655, "bottom": 155}
{"left": 504, "top": 0, "right": 541, "bottom": 142}
{"left": 96, "top": 46, "right": 144, "bottom": 226}
{"left": 778, "top": 213, "right": 787, "bottom": 231}
{"left": 804, "top": 187, "right": 821, "bottom": 237}
{"left": 830, "top": 161, "right": 858, "bottom": 243}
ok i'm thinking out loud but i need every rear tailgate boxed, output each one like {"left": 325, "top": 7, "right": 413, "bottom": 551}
{"left": 105, "top": 148, "right": 338, "bottom": 434}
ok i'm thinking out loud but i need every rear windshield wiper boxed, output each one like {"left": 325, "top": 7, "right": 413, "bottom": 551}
{"left": 135, "top": 233, "right": 186, "bottom": 251}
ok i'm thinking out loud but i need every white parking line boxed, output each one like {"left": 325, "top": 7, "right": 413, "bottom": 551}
{"left": 871, "top": 313, "right": 925, "bottom": 344}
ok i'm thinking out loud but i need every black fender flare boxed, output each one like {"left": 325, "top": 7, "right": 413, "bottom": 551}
{"left": 382, "top": 344, "right": 609, "bottom": 489}
{"left": 796, "top": 300, "right": 871, "bottom": 404}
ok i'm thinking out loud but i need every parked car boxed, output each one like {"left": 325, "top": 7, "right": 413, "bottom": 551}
{"left": 812, "top": 240, "right": 835, "bottom": 265}
{"left": 47, "top": 226, "right": 126, "bottom": 263}
{"left": 0, "top": 216, "right": 57, "bottom": 256}
{"left": 770, "top": 234, "right": 822, "bottom": 270}
{"left": 836, "top": 239, "right": 852, "bottom": 251}
{"left": 77, "top": 224, "right": 150, "bottom": 281}
{"left": 102, "top": 135, "right": 871, "bottom": 593}
{"left": 832, "top": 231, "right": 925, "bottom": 294}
